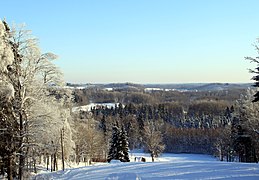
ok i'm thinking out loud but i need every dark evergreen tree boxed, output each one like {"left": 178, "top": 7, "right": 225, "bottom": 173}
{"left": 99, "top": 115, "right": 107, "bottom": 134}
{"left": 118, "top": 103, "right": 124, "bottom": 118}
{"left": 245, "top": 41, "right": 259, "bottom": 102}
{"left": 119, "top": 127, "right": 130, "bottom": 162}
{"left": 232, "top": 125, "right": 254, "bottom": 162}
{"left": 107, "top": 126, "right": 130, "bottom": 162}
{"left": 107, "top": 126, "right": 120, "bottom": 162}
{"left": 117, "top": 130, "right": 124, "bottom": 162}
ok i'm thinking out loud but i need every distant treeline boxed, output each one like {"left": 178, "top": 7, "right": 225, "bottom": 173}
{"left": 73, "top": 87, "right": 246, "bottom": 105}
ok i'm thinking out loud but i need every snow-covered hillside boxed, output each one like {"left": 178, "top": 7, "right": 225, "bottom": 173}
{"left": 72, "top": 103, "right": 120, "bottom": 112}
{"left": 33, "top": 153, "right": 259, "bottom": 180}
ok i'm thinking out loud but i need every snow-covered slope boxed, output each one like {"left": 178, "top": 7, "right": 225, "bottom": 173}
{"left": 72, "top": 103, "right": 120, "bottom": 112}
{"left": 33, "top": 153, "right": 259, "bottom": 180}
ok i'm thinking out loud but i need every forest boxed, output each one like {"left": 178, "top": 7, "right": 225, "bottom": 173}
{"left": 73, "top": 86, "right": 259, "bottom": 161}
{"left": 0, "top": 19, "right": 259, "bottom": 180}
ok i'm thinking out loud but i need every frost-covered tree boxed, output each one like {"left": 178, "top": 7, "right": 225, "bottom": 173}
{"left": 0, "top": 19, "right": 20, "bottom": 180}
{"left": 246, "top": 39, "right": 259, "bottom": 102}
{"left": 214, "top": 126, "right": 232, "bottom": 161}
{"left": 107, "top": 125, "right": 130, "bottom": 162}
{"left": 29, "top": 97, "right": 74, "bottom": 172}
{"left": 74, "top": 118, "right": 105, "bottom": 165}
{"left": 0, "top": 20, "right": 73, "bottom": 179}
{"left": 232, "top": 89, "right": 259, "bottom": 162}
{"left": 143, "top": 120, "right": 165, "bottom": 162}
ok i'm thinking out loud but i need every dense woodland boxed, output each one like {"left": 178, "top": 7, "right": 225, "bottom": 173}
{"left": 73, "top": 87, "right": 259, "bottom": 160}
{"left": 0, "top": 20, "right": 259, "bottom": 180}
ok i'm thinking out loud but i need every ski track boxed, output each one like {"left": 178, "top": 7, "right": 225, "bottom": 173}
{"left": 33, "top": 153, "right": 259, "bottom": 180}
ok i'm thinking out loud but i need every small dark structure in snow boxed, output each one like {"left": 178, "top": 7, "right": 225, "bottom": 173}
{"left": 134, "top": 157, "right": 146, "bottom": 162}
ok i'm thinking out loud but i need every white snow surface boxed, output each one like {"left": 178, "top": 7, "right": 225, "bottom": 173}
{"left": 72, "top": 103, "right": 120, "bottom": 112}
{"left": 33, "top": 153, "right": 259, "bottom": 180}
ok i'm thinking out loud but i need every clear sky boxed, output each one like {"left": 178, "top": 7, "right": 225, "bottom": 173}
{"left": 1, "top": 0, "right": 259, "bottom": 84}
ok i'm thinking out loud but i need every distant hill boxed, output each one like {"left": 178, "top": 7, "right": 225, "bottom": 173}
{"left": 144, "top": 83, "right": 253, "bottom": 91}
{"left": 66, "top": 82, "right": 253, "bottom": 92}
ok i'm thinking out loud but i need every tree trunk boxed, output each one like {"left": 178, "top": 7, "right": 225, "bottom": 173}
{"left": 7, "top": 155, "right": 13, "bottom": 180}
{"left": 53, "top": 152, "right": 57, "bottom": 171}
{"left": 76, "top": 145, "right": 79, "bottom": 164}
{"left": 33, "top": 157, "right": 37, "bottom": 174}
{"left": 51, "top": 154, "right": 53, "bottom": 172}
{"left": 50, "top": 155, "right": 52, "bottom": 172}
{"left": 151, "top": 153, "right": 154, "bottom": 162}
{"left": 1, "top": 162, "right": 4, "bottom": 177}
{"left": 61, "top": 128, "right": 65, "bottom": 171}
{"left": 18, "top": 113, "right": 24, "bottom": 180}
{"left": 46, "top": 155, "right": 49, "bottom": 171}
{"left": 55, "top": 154, "right": 58, "bottom": 171}
{"left": 39, "top": 155, "right": 42, "bottom": 165}
{"left": 218, "top": 147, "right": 223, "bottom": 161}
{"left": 227, "top": 150, "right": 230, "bottom": 162}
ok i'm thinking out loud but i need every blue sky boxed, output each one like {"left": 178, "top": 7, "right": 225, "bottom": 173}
{"left": 1, "top": 0, "right": 259, "bottom": 83}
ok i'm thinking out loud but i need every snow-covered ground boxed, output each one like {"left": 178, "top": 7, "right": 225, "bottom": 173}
{"left": 33, "top": 153, "right": 259, "bottom": 180}
{"left": 72, "top": 103, "right": 120, "bottom": 112}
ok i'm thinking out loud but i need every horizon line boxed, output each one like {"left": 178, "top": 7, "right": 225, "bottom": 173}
{"left": 65, "top": 82, "right": 253, "bottom": 85}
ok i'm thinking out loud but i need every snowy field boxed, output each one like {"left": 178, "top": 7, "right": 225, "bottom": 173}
{"left": 33, "top": 153, "right": 259, "bottom": 180}
{"left": 72, "top": 103, "right": 120, "bottom": 112}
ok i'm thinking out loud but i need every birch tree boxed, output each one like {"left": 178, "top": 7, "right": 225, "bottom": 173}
{"left": 143, "top": 120, "right": 165, "bottom": 162}
{"left": 0, "top": 19, "right": 18, "bottom": 180}
{"left": 0, "top": 20, "right": 73, "bottom": 179}
{"left": 74, "top": 118, "right": 105, "bottom": 165}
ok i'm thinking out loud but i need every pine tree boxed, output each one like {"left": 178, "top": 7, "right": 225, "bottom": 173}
{"left": 245, "top": 39, "right": 259, "bottom": 102}
{"left": 120, "top": 127, "right": 130, "bottom": 162}
{"left": 117, "top": 130, "right": 124, "bottom": 162}
{"left": 107, "top": 126, "right": 120, "bottom": 162}
{"left": 107, "top": 126, "right": 130, "bottom": 162}
{"left": 99, "top": 115, "right": 107, "bottom": 134}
